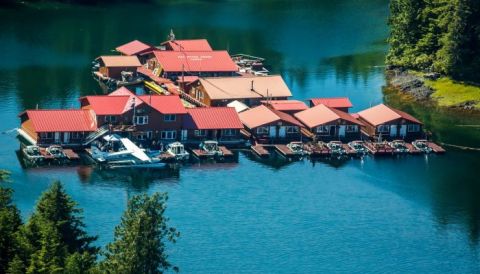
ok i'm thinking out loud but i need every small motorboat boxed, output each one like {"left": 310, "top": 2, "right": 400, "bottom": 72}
{"left": 327, "top": 141, "right": 346, "bottom": 155}
{"left": 348, "top": 141, "right": 367, "bottom": 155}
{"left": 166, "top": 142, "right": 190, "bottom": 161}
{"left": 389, "top": 140, "right": 409, "bottom": 154}
{"left": 286, "top": 142, "right": 304, "bottom": 155}
{"left": 22, "top": 145, "right": 44, "bottom": 162}
{"left": 46, "top": 145, "right": 66, "bottom": 159}
{"left": 199, "top": 141, "right": 223, "bottom": 157}
{"left": 412, "top": 139, "right": 433, "bottom": 153}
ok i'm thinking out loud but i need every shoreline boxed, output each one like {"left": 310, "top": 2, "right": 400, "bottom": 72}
{"left": 385, "top": 68, "right": 480, "bottom": 112}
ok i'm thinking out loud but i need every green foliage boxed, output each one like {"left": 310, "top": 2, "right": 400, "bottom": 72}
{"left": 101, "top": 192, "right": 179, "bottom": 274}
{"left": 0, "top": 185, "right": 22, "bottom": 274}
{"left": 387, "top": 0, "right": 480, "bottom": 82}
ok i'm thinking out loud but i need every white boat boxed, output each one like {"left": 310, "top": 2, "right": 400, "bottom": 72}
{"left": 166, "top": 142, "right": 189, "bottom": 161}
{"left": 348, "top": 141, "right": 367, "bottom": 155}
{"left": 327, "top": 141, "right": 346, "bottom": 155}
{"left": 286, "top": 142, "right": 304, "bottom": 155}
{"left": 90, "top": 137, "right": 165, "bottom": 168}
{"left": 22, "top": 145, "right": 44, "bottom": 161}
{"left": 199, "top": 141, "right": 223, "bottom": 157}
{"left": 412, "top": 139, "right": 433, "bottom": 153}
{"left": 389, "top": 140, "right": 409, "bottom": 154}
{"left": 46, "top": 145, "right": 66, "bottom": 159}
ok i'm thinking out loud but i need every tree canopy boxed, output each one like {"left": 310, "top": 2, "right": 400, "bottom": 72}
{"left": 387, "top": 0, "right": 480, "bottom": 82}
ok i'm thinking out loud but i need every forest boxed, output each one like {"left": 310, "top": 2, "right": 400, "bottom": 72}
{"left": 387, "top": 0, "right": 480, "bottom": 82}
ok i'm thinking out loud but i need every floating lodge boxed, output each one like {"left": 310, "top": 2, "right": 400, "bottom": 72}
{"left": 17, "top": 32, "right": 445, "bottom": 167}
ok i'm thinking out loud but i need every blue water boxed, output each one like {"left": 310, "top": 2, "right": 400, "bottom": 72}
{"left": 1, "top": 1, "right": 480, "bottom": 273}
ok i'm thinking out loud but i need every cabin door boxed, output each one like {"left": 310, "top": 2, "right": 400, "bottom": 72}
{"left": 269, "top": 126, "right": 277, "bottom": 138}
{"left": 338, "top": 125, "right": 346, "bottom": 138}
{"left": 400, "top": 125, "right": 407, "bottom": 138}
{"left": 390, "top": 125, "right": 397, "bottom": 137}
{"left": 54, "top": 132, "right": 60, "bottom": 143}
{"left": 181, "top": 130, "right": 187, "bottom": 141}
{"left": 278, "top": 126, "right": 286, "bottom": 138}
{"left": 63, "top": 132, "right": 70, "bottom": 143}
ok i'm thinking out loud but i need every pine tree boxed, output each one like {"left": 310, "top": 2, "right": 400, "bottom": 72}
{"left": 0, "top": 171, "right": 22, "bottom": 274}
{"left": 101, "top": 192, "right": 179, "bottom": 274}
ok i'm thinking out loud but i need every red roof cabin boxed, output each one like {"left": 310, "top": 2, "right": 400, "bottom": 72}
{"left": 261, "top": 100, "right": 308, "bottom": 114}
{"left": 142, "top": 50, "right": 238, "bottom": 80}
{"left": 96, "top": 56, "right": 142, "bottom": 80}
{"left": 80, "top": 88, "right": 187, "bottom": 143}
{"left": 182, "top": 107, "right": 244, "bottom": 146}
{"left": 356, "top": 104, "right": 423, "bottom": 141}
{"left": 294, "top": 104, "right": 363, "bottom": 141}
{"left": 309, "top": 97, "right": 353, "bottom": 112}
{"left": 239, "top": 105, "right": 304, "bottom": 143}
{"left": 116, "top": 40, "right": 154, "bottom": 56}
{"left": 18, "top": 109, "right": 97, "bottom": 147}
{"left": 161, "top": 39, "right": 213, "bottom": 52}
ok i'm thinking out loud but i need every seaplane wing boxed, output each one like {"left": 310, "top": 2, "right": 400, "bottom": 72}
{"left": 120, "top": 138, "right": 151, "bottom": 162}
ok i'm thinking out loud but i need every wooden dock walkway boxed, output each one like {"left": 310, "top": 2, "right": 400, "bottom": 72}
{"left": 251, "top": 145, "right": 270, "bottom": 157}
{"left": 219, "top": 146, "right": 234, "bottom": 157}
{"left": 274, "top": 145, "right": 295, "bottom": 157}
{"left": 428, "top": 142, "right": 446, "bottom": 153}
{"left": 405, "top": 143, "right": 421, "bottom": 154}
{"left": 342, "top": 144, "right": 356, "bottom": 155}
{"left": 303, "top": 143, "right": 330, "bottom": 156}
{"left": 64, "top": 149, "right": 80, "bottom": 160}
{"left": 364, "top": 142, "right": 394, "bottom": 155}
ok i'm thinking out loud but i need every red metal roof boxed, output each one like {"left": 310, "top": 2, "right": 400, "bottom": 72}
{"left": 239, "top": 105, "right": 303, "bottom": 129}
{"left": 137, "top": 66, "right": 173, "bottom": 84}
{"left": 116, "top": 40, "right": 153, "bottom": 56}
{"left": 294, "top": 104, "right": 362, "bottom": 128}
{"left": 262, "top": 100, "right": 308, "bottom": 112}
{"left": 357, "top": 104, "right": 422, "bottom": 126}
{"left": 99, "top": 56, "right": 142, "bottom": 67}
{"left": 82, "top": 96, "right": 132, "bottom": 115}
{"left": 163, "top": 39, "right": 213, "bottom": 51}
{"left": 153, "top": 50, "right": 238, "bottom": 73}
{"left": 310, "top": 97, "right": 353, "bottom": 108}
{"left": 176, "top": 76, "right": 199, "bottom": 83}
{"left": 109, "top": 86, "right": 135, "bottom": 96}
{"left": 185, "top": 107, "right": 243, "bottom": 130}
{"left": 25, "top": 110, "right": 97, "bottom": 132}
{"left": 138, "top": 95, "right": 187, "bottom": 114}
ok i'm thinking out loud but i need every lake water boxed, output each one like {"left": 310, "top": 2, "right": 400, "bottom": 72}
{"left": 1, "top": 1, "right": 480, "bottom": 273}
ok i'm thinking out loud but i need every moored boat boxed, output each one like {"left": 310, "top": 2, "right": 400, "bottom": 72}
{"left": 166, "top": 142, "right": 190, "bottom": 161}
{"left": 389, "top": 140, "right": 409, "bottom": 154}
{"left": 198, "top": 141, "right": 223, "bottom": 157}
{"left": 22, "top": 145, "right": 44, "bottom": 162}
{"left": 327, "top": 141, "right": 346, "bottom": 155}
{"left": 46, "top": 145, "right": 67, "bottom": 159}
{"left": 412, "top": 139, "right": 433, "bottom": 153}
{"left": 348, "top": 140, "right": 367, "bottom": 155}
{"left": 286, "top": 142, "right": 305, "bottom": 155}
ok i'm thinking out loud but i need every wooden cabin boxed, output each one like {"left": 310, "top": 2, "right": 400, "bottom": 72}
{"left": 161, "top": 39, "right": 213, "bottom": 52}
{"left": 80, "top": 87, "right": 187, "bottom": 143}
{"left": 96, "top": 56, "right": 142, "bottom": 80}
{"left": 18, "top": 110, "right": 97, "bottom": 147}
{"left": 356, "top": 104, "right": 423, "bottom": 141}
{"left": 309, "top": 97, "right": 353, "bottom": 113}
{"left": 239, "top": 105, "right": 303, "bottom": 143}
{"left": 189, "top": 75, "right": 292, "bottom": 107}
{"left": 182, "top": 107, "right": 244, "bottom": 146}
{"left": 141, "top": 50, "right": 238, "bottom": 80}
{"left": 294, "top": 104, "right": 363, "bottom": 141}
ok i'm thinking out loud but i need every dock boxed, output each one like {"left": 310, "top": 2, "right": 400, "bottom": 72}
{"left": 342, "top": 144, "right": 356, "bottom": 155}
{"left": 405, "top": 143, "right": 422, "bottom": 154}
{"left": 428, "top": 142, "right": 446, "bottom": 153}
{"left": 63, "top": 149, "right": 80, "bottom": 160}
{"left": 274, "top": 145, "right": 295, "bottom": 157}
{"left": 251, "top": 145, "right": 270, "bottom": 157}
{"left": 191, "top": 146, "right": 233, "bottom": 158}
{"left": 219, "top": 146, "right": 234, "bottom": 157}
{"left": 364, "top": 142, "right": 394, "bottom": 155}
{"left": 303, "top": 143, "right": 330, "bottom": 157}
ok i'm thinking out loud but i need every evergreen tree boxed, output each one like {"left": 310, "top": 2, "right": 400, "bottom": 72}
{"left": 0, "top": 171, "right": 22, "bottom": 274}
{"left": 101, "top": 192, "right": 179, "bottom": 274}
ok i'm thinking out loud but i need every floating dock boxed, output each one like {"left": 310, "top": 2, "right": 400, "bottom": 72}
{"left": 427, "top": 142, "right": 446, "bottom": 153}
{"left": 364, "top": 142, "right": 394, "bottom": 155}
{"left": 251, "top": 145, "right": 270, "bottom": 157}
{"left": 342, "top": 144, "right": 356, "bottom": 155}
{"left": 191, "top": 146, "right": 234, "bottom": 158}
{"left": 63, "top": 149, "right": 80, "bottom": 160}
{"left": 274, "top": 145, "right": 296, "bottom": 157}
{"left": 405, "top": 143, "right": 422, "bottom": 154}
{"left": 303, "top": 143, "right": 330, "bottom": 157}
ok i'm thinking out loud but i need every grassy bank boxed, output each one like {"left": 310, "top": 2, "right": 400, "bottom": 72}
{"left": 424, "top": 77, "right": 480, "bottom": 109}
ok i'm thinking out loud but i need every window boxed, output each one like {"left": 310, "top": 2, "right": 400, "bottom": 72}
{"left": 286, "top": 126, "right": 299, "bottom": 133}
{"left": 71, "top": 132, "right": 83, "bottom": 139}
{"left": 164, "top": 114, "right": 176, "bottom": 122}
{"left": 222, "top": 129, "right": 236, "bottom": 136}
{"left": 104, "top": 115, "right": 117, "bottom": 123}
{"left": 137, "top": 131, "right": 152, "bottom": 140}
{"left": 407, "top": 124, "right": 420, "bottom": 132}
{"left": 135, "top": 116, "right": 149, "bottom": 125}
{"left": 160, "top": 131, "right": 176, "bottom": 140}
{"left": 256, "top": 127, "right": 269, "bottom": 134}
{"left": 346, "top": 125, "right": 358, "bottom": 132}
{"left": 40, "top": 132, "right": 54, "bottom": 139}
{"left": 377, "top": 125, "right": 390, "bottom": 133}
{"left": 194, "top": 130, "right": 207, "bottom": 136}
{"left": 195, "top": 90, "right": 204, "bottom": 101}
{"left": 316, "top": 126, "right": 330, "bottom": 134}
